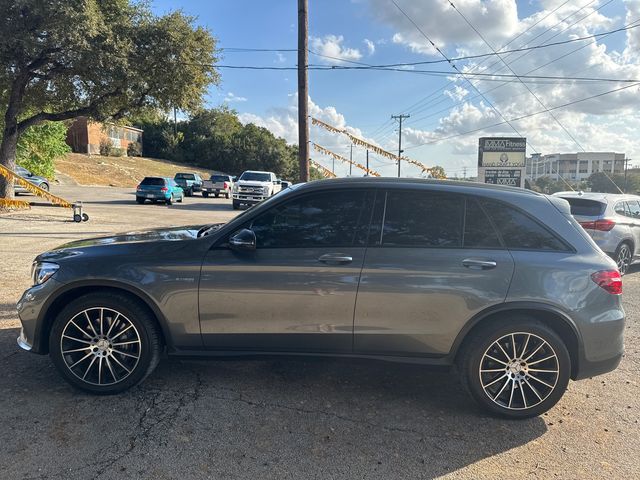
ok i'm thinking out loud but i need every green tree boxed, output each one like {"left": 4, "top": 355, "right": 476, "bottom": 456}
{"left": 587, "top": 172, "right": 634, "bottom": 194}
{"left": 0, "top": 0, "right": 219, "bottom": 198}
{"left": 429, "top": 165, "right": 447, "bottom": 179}
{"left": 16, "top": 121, "right": 70, "bottom": 178}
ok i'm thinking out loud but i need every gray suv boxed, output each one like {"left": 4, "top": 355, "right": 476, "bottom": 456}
{"left": 554, "top": 192, "right": 640, "bottom": 275}
{"left": 16, "top": 179, "right": 624, "bottom": 418}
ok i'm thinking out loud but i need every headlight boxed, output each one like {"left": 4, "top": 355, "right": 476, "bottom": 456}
{"left": 31, "top": 262, "right": 59, "bottom": 286}
{"left": 263, "top": 186, "right": 270, "bottom": 194}
{"left": 232, "top": 184, "right": 239, "bottom": 192}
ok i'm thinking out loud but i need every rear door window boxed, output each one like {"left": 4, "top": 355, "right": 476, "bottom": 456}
{"left": 626, "top": 200, "right": 640, "bottom": 218}
{"left": 480, "top": 199, "right": 570, "bottom": 251}
{"left": 382, "top": 191, "right": 463, "bottom": 247}
{"left": 463, "top": 198, "right": 502, "bottom": 248}
{"left": 614, "top": 202, "right": 628, "bottom": 216}
{"left": 561, "top": 198, "right": 605, "bottom": 217}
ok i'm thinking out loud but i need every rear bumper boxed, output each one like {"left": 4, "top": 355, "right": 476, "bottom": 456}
{"left": 573, "top": 352, "right": 623, "bottom": 380}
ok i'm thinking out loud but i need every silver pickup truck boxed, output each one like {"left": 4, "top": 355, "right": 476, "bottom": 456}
{"left": 201, "top": 174, "right": 234, "bottom": 198}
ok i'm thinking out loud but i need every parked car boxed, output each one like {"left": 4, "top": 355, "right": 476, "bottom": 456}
{"left": 17, "top": 178, "right": 624, "bottom": 418}
{"left": 173, "top": 172, "right": 203, "bottom": 197}
{"left": 136, "top": 177, "right": 184, "bottom": 205}
{"left": 280, "top": 180, "right": 291, "bottom": 189}
{"left": 14, "top": 166, "right": 50, "bottom": 194}
{"left": 202, "top": 174, "right": 233, "bottom": 198}
{"left": 232, "top": 170, "right": 281, "bottom": 209}
{"left": 553, "top": 192, "right": 640, "bottom": 275}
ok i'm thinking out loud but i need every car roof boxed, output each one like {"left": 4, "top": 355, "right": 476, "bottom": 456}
{"left": 294, "top": 177, "right": 544, "bottom": 197}
{"left": 553, "top": 191, "right": 640, "bottom": 203}
{"left": 242, "top": 170, "right": 272, "bottom": 174}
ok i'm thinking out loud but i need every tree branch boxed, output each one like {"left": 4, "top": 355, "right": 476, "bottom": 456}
{"left": 17, "top": 88, "right": 124, "bottom": 133}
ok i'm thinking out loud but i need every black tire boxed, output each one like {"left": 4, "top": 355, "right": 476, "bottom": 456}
{"left": 214, "top": 193, "right": 220, "bottom": 198}
{"left": 49, "top": 292, "right": 162, "bottom": 394}
{"left": 40, "top": 183, "right": 50, "bottom": 192}
{"left": 82, "top": 213, "right": 89, "bottom": 222}
{"left": 614, "top": 242, "right": 632, "bottom": 276}
{"left": 136, "top": 197, "right": 145, "bottom": 204}
{"left": 166, "top": 195, "right": 173, "bottom": 206}
{"left": 232, "top": 200, "right": 240, "bottom": 210}
{"left": 185, "top": 188, "right": 192, "bottom": 197}
{"left": 202, "top": 191, "right": 209, "bottom": 198}
{"left": 458, "top": 316, "right": 570, "bottom": 419}
{"left": 225, "top": 192, "right": 230, "bottom": 199}
{"left": 177, "top": 194, "right": 183, "bottom": 203}
{"left": 73, "top": 213, "right": 82, "bottom": 223}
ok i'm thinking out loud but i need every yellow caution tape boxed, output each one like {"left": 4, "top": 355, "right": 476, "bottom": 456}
{"left": 310, "top": 160, "right": 337, "bottom": 178}
{"left": 0, "top": 164, "right": 74, "bottom": 208}
{"left": 0, "top": 198, "right": 31, "bottom": 209}
{"left": 312, "top": 143, "right": 381, "bottom": 177}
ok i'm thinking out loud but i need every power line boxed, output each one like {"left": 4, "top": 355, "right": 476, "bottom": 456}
{"left": 447, "top": 0, "right": 585, "bottom": 152}
{"left": 390, "top": 0, "right": 537, "bottom": 153}
{"left": 404, "top": 82, "right": 640, "bottom": 149}
{"left": 221, "top": 48, "right": 297, "bottom": 52}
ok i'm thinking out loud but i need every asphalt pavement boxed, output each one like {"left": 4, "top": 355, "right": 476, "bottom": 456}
{"left": 0, "top": 185, "right": 638, "bottom": 479}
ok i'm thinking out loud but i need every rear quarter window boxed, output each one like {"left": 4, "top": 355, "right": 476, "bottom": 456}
{"left": 560, "top": 197, "right": 605, "bottom": 217}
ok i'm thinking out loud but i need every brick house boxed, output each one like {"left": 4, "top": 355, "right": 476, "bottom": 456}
{"left": 66, "top": 117, "right": 143, "bottom": 156}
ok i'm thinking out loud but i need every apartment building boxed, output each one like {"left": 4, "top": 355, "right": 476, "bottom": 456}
{"left": 525, "top": 152, "right": 626, "bottom": 182}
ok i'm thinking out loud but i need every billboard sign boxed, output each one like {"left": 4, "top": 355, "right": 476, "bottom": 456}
{"left": 478, "top": 137, "right": 526, "bottom": 167}
{"left": 483, "top": 169, "right": 522, "bottom": 186}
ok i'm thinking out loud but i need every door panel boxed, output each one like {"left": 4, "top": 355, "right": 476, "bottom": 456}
{"left": 353, "top": 248, "right": 514, "bottom": 356}
{"left": 199, "top": 247, "right": 364, "bottom": 352}
{"left": 199, "top": 189, "right": 373, "bottom": 353}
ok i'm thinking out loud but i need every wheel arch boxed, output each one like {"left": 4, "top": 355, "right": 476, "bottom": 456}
{"left": 451, "top": 302, "right": 582, "bottom": 379}
{"left": 36, "top": 281, "right": 170, "bottom": 354}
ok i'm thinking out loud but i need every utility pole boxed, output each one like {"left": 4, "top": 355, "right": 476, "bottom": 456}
{"left": 349, "top": 144, "right": 353, "bottom": 176}
{"left": 297, "top": 0, "right": 310, "bottom": 183}
{"left": 366, "top": 149, "right": 369, "bottom": 176}
{"left": 391, "top": 114, "right": 410, "bottom": 177}
{"left": 173, "top": 106, "right": 177, "bottom": 137}
{"left": 462, "top": 166, "right": 467, "bottom": 180}
{"left": 624, "top": 157, "right": 631, "bottom": 193}
{"left": 332, "top": 155, "right": 335, "bottom": 174}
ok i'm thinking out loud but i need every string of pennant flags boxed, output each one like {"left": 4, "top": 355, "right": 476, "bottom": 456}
{"left": 310, "top": 159, "right": 337, "bottom": 178}
{"left": 311, "top": 117, "right": 444, "bottom": 178}
{"left": 312, "top": 143, "right": 381, "bottom": 177}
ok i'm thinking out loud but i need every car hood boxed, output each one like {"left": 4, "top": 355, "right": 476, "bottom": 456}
{"left": 36, "top": 225, "right": 209, "bottom": 263}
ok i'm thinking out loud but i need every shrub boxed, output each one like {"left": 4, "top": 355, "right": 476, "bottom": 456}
{"left": 127, "top": 142, "right": 142, "bottom": 157}
{"left": 99, "top": 139, "right": 114, "bottom": 156}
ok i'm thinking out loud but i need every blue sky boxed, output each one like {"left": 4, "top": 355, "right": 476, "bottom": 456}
{"left": 149, "top": 1, "right": 639, "bottom": 178}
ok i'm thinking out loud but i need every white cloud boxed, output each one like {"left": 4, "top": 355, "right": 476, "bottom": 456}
{"left": 310, "top": 34, "right": 363, "bottom": 64}
{"left": 363, "top": 38, "right": 376, "bottom": 55}
{"left": 223, "top": 92, "right": 248, "bottom": 103}
{"left": 274, "top": 52, "right": 286, "bottom": 64}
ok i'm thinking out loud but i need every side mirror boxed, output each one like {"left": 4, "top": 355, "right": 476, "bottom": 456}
{"left": 229, "top": 229, "right": 256, "bottom": 252}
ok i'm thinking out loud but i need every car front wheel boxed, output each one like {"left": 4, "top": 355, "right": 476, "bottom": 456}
{"left": 49, "top": 292, "right": 162, "bottom": 394}
{"left": 459, "top": 317, "right": 570, "bottom": 419}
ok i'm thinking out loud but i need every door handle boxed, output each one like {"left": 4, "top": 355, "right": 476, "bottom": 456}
{"left": 318, "top": 253, "right": 353, "bottom": 265}
{"left": 462, "top": 258, "right": 497, "bottom": 270}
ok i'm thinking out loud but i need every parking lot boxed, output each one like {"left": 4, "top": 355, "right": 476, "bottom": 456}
{"left": 0, "top": 185, "right": 639, "bottom": 479}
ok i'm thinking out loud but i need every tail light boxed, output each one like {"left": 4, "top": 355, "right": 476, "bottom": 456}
{"left": 160, "top": 187, "right": 168, "bottom": 192}
{"left": 591, "top": 270, "right": 622, "bottom": 295}
{"left": 136, "top": 184, "right": 141, "bottom": 190}
{"left": 579, "top": 219, "right": 616, "bottom": 231}
{"left": 223, "top": 182, "right": 229, "bottom": 189}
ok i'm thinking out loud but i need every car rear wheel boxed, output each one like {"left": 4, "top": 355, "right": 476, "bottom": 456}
{"left": 232, "top": 200, "right": 240, "bottom": 210}
{"left": 202, "top": 191, "right": 209, "bottom": 198}
{"left": 40, "top": 183, "right": 49, "bottom": 192}
{"left": 459, "top": 317, "right": 570, "bottom": 419}
{"left": 225, "top": 192, "right": 230, "bottom": 199}
{"left": 136, "top": 197, "right": 145, "bottom": 204}
{"left": 615, "top": 242, "right": 632, "bottom": 275}
{"left": 49, "top": 292, "right": 162, "bottom": 394}
{"left": 166, "top": 195, "right": 173, "bottom": 206}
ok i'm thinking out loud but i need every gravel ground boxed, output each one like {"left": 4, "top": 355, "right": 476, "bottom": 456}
{"left": 0, "top": 185, "right": 638, "bottom": 480}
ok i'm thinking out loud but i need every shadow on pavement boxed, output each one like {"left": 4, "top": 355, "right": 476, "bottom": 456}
{"left": 0, "top": 323, "right": 547, "bottom": 479}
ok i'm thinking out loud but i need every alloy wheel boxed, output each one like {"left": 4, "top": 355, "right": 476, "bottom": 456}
{"left": 479, "top": 332, "right": 560, "bottom": 411}
{"left": 60, "top": 307, "right": 142, "bottom": 386}
{"left": 617, "top": 244, "right": 631, "bottom": 275}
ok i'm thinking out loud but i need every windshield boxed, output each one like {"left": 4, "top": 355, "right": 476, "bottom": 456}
{"left": 211, "top": 175, "right": 229, "bottom": 182}
{"left": 140, "top": 177, "right": 165, "bottom": 186}
{"left": 239, "top": 172, "right": 271, "bottom": 182}
{"left": 175, "top": 173, "right": 195, "bottom": 180}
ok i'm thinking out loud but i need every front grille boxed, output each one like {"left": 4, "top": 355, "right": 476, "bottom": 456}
{"left": 240, "top": 186, "right": 264, "bottom": 194}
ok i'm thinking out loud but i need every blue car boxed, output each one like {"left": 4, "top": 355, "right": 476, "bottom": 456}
{"left": 136, "top": 177, "right": 184, "bottom": 205}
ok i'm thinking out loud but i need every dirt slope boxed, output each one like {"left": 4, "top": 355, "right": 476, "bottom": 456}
{"left": 55, "top": 153, "right": 211, "bottom": 187}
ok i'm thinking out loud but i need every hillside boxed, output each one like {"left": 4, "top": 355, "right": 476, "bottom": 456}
{"left": 55, "top": 153, "right": 211, "bottom": 187}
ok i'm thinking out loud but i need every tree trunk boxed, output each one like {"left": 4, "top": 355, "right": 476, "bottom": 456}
{"left": 0, "top": 124, "right": 19, "bottom": 200}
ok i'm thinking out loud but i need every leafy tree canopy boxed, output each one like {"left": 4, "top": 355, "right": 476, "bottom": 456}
{"left": 16, "top": 121, "right": 70, "bottom": 178}
{"left": 0, "top": 0, "right": 219, "bottom": 198}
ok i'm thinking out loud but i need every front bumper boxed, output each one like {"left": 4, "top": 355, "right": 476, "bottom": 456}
{"left": 233, "top": 193, "right": 267, "bottom": 204}
{"left": 16, "top": 278, "right": 63, "bottom": 355}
